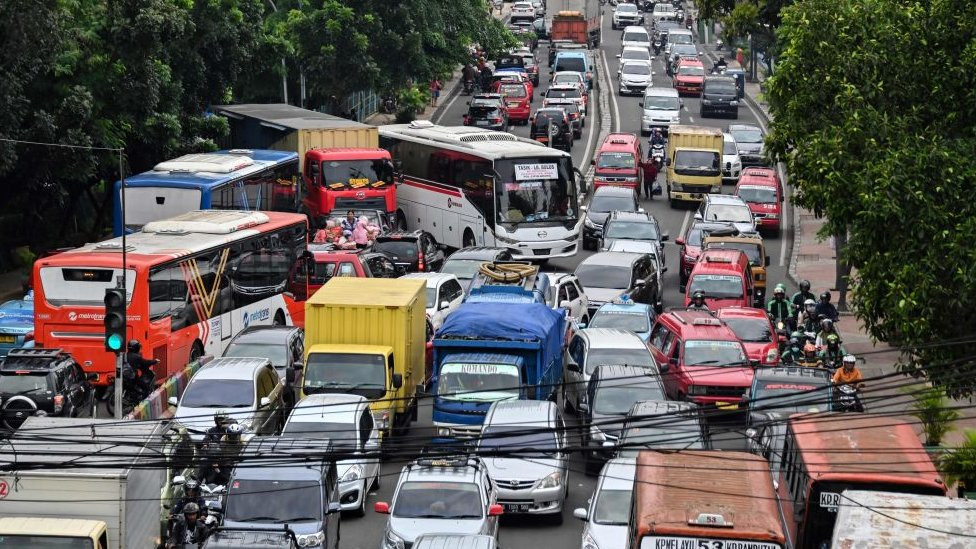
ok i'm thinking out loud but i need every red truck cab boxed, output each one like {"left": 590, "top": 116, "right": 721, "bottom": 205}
{"left": 684, "top": 248, "right": 754, "bottom": 309}
{"left": 592, "top": 133, "right": 643, "bottom": 191}
{"left": 649, "top": 309, "right": 755, "bottom": 409}
{"left": 735, "top": 167, "right": 783, "bottom": 234}
{"left": 303, "top": 148, "right": 397, "bottom": 229}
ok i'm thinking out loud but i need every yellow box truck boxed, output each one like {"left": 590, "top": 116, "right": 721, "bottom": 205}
{"left": 302, "top": 277, "right": 426, "bottom": 437}
{"left": 665, "top": 125, "right": 724, "bottom": 206}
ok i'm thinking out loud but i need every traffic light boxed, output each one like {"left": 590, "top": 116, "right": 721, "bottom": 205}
{"left": 103, "top": 288, "right": 126, "bottom": 353}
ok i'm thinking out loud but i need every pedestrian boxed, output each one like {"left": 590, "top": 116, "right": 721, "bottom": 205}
{"left": 429, "top": 78, "right": 442, "bottom": 107}
{"left": 642, "top": 155, "right": 658, "bottom": 200}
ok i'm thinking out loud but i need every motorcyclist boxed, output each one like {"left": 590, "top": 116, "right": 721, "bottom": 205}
{"left": 688, "top": 290, "right": 709, "bottom": 311}
{"left": 780, "top": 336, "right": 804, "bottom": 365}
{"left": 461, "top": 63, "right": 478, "bottom": 93}
{"left": 125, "top": 340, "right": 159, "bottom": 401}
{"left": 167, "top": 502, "right": 215, "bottom": 549}
{"left": 202, "top": 423, "right": 245, "bottom": 486}
{"left": 815, "top": 291, "right": 840, "bottom": 322}
{"left": 642, "top": 151, "right": 658, "bottom": 200}
{"left": 173, "top": 478, "right": 207, "bottom": 517}
{"left": 203, "top": 412, "right": 231, "bottom": 446}
{"left": 815, "top": 318, "right": 839, "bottom": 349}
{"left": 649, "top": 128, "right": 666, "bottom": 148}
{"left": 818, "top": 333, "right": 847, "bottom": 368}
{"left": 714, "top": 55, "right": 727, "bottom": 72}
{"left": 832, "top": 355, "right": 865, "bottom": 390}
{"left": 796, "top": 342, "right": 823, "bottom": 368}
{"left": 790, "top": 280, "right": 815, "bottom": 321}
{"left": 766, "top": 284, "right": 794, "bottom": 329}
{"left": 797, "top": 299, "right": 820, "bottom": 334}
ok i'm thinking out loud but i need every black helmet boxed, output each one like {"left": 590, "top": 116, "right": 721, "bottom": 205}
{"left": 183, "top": 502, "right": 200, "bottom": 515}
{"left": 820, "top": 318, "right": 834, "bottom": 332}
{"left": 799, "top": 279, "right": 811, "bottom": 292}
{"left": 692, "top": 290, "right": 705, "bottom": 301}
{"left": 127, "top": 339, "right": 141, "bottom": 352}
{"left": 820, "top": 291, "right": 831, "bottom": 303}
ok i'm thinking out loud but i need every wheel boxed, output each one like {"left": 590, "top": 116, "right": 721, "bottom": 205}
{"left": 373, "top": 471, "right": 381, "bottom": 490}
{"left": 351, "top": 480, "right": 367, "bottom": 517}
{"left": 273, "top": 310, "right": 286, "bottom": 326}
{"left": 396, "top": 211, "right": 408, "bottom": 231}
{"left": 549, "top": 510, "right": 564, "bottom": 525}
{"left": 584, "top": 451, "right": 601, "bottom": 476}
{"left": 463, "top": 230, "right": 476, "bottom": 248}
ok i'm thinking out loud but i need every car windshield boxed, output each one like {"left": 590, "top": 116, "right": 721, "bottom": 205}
{"left": 622, "top": 64, "right": 651, "bottom": 75}
{"left": 738, "top": 185, "right": 778, "bottom": 204}
{"left": 585, "top": 349, "right": 653, "bottom": 375}
{"left": 590, "top": 195, "right": 635, "bottom": 213}
{"left": 437, "top": 362, "right": 520, "bottom": 402}
{"left": 0, "top": 373, "right": 50, "bottom": 394}
{"left": 643, "top": 96, "right": 679, "bottom": 110}
{"left": 707, "top": 81, "right": 738, "bottom": 94}
{"left": 705, "top": 204, "right": 753, "bottom": 223}
{"left": 622, "top": 51, "right": 649, "bottom": 62}
{"left": 495, "top": 157, "right": 579, "bottom": 225}
{"left": 674, "top": 150, "right": 720, "bottom": 172}
{"left": 685, "top": 227, "right": 704, "bottom": 247}
{"left": 670, "top": 33, "right": 693, "bottom": 44}
{"left": 303, "top": 353, "right": 386, "bottom": 399}
{"left": 499, "top": 84, "right": 527, "bottom": 98}
{"left": 723, "top": 317, "right": 772, "bottom": 343}
{"left": 754, "top": 382, "right": 829, "bottom": 411}
{"left": 393, "top": 482, "right": 483, "bottom": 518}
{"left": 605, "top": 221, "right": 659, "bottom": 240}
{"left": 705, "top": 241, "right": 761, "bottom": 264}
{"left": 555, "top": 58, "right": 585, "bottom": 73}
{"left": 553, "top": 74, "right": 582, "bottom": 86}
{"left": 468, "top": 106, "right": 501, "bottom": 118}
{"left": 575, "top": 264, "right": 632, "bottom": 290}
{"left": 225, "top": 480, "right": 321, "bottom": 523}
{"left": 689, "top": 274, "right": 744, "bottom": 299}
{"left": 283, "top": 421, "right": 358, "bottom": 448}
{"left": 594, "top": 384, "right": 663, "bottom": 415}
{"left": 672, "top": 45, "right": 697, "bottom": 56}
{"left": 683, "top": 340, "right": 748, "bottom": 366}
{"left": 597, "top": 152, "right": 636, "bottom": 169}
{"left": 732, "top": 128, "right": 763, "bottom": 143}
{"left": 373, "top": 240, "right": 418, "bottom": 259}
{"left": 547, "top": 88, "right": 580, "bottom": 99}
{"left": 589, "top": 311, "right": 650, "bottom": 333}
{"left": 593, "top": 489, "right": 631, "bottom": 525}
{"left": 321, "top": 159, "right": 393, "bottom": 187}
{"left": 479, "top": 426, "right": 558, "bottom": 456}
{"left": 223, "top": 342, "right": 288, "bottom": 367}
{"left": 623, "top": 32, "right": 648, "bottom": 43}
{"left": 677, "top": 65, "right": 704, "bottom": 76}
{"left": 617, "top": 4, "right": 637, "bottom": 12}
{"left": 442, "top": 259, "right": 488, "bottom": 281}
{"left": 181, "top": 379, "right": 253, "bottom": 408}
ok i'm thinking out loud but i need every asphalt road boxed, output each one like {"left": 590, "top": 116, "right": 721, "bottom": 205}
{"left": 344, "top": 13, "right": 792, "bottom": 549}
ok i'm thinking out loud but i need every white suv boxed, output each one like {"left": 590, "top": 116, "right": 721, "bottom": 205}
{"left": 612, "top": 3, "right": 643, "bottom": 29}
{"left": 722, "top": 133, "right": 743, "bottom": 184}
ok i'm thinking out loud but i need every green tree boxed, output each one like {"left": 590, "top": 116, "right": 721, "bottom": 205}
{"left": 721, "top": 1, "right": 760, "bottom": 44}
{"left": 766, "top": 0, "right": 976, "bottom": 396}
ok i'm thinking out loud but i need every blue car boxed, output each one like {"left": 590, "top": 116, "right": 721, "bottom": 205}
{"left": 0, "top": 292, "right": 33, "bottom": 358}
{"left": 585, "top": 298, "right": 655, "bottom": 343}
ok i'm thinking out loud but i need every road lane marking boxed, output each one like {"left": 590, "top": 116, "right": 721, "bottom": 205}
{"left": 601, "top": 46, "right": 621, "bottom": 131}
{"left": 678, "top": 210, "right": 691, "bottom": 243}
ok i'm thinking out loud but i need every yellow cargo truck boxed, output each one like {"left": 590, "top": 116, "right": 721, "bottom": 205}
{"left": 665, "top": 125, "right": 724, "bottom": 206}
{"left": 303, "top": 278, "right": 426, "bottom": 437}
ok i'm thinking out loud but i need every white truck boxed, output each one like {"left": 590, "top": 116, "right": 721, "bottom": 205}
{"left": 830, "top": 490, "right": 976, "bottom": 547}
{"left": 0, "top": 417, "right": 171, "bottom": 548}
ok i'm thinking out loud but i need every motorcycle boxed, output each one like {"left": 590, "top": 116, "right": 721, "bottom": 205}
{"left": 835, "top": 384, "right": 864, "bottom": 412}
{"left": 381, "top": 94, "right": 397, "bottom": 114}
{"left": 462, "top": 78, "right": 475, "bottom": 95}
{"left": 104, "top": 368, "right": 155, "bottom": 417}
{"left": 651, "top": 142, "right": 665, "bottom": 164}
{"left": 652, "top": 39, "right": 663, "bottom": 55}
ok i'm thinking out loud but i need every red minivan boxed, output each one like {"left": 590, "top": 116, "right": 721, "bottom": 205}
{"left": 735, "top": 167, "right": 783, "bottom": 234}
{"left": 496, "top": 81, "right": 532, "bottom": 124}
{"left": 591, "top": 133, "right": 644, "bottom": 191}
{"left": 715, "top": 306, "right": 780, "bottom": 365}
{"left": 684, "top": 249, "right": 754, "bottom": 309}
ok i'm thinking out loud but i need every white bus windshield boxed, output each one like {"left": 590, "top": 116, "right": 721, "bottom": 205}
{"left": 494, "top": 158, "right": 578, "bottom": 224}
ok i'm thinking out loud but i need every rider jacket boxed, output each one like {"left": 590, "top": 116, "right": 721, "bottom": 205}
{"left": 766, "top": 298, "right": 793, "bottom": 323}
{"left": 815, "top": 302, "right": 839, "bottom": 322}
{"left": 790, "top": 291, "right": 815, "bottom": 314}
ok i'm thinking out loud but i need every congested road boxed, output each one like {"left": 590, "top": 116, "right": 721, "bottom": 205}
{"left": 344, "top": 10, "right": 793, "bottom": 549}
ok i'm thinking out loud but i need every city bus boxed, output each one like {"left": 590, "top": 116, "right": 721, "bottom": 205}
{"left": 33, "top": 210, "right": 308, "bottom": 386}
{"left": 631, "top": 450, "right": 787, "bottom": 549}
{"left": 776, "top": 414, "right": 948, "bottom": 549}
{"left": 113, "top": 149, "right": 299, "bottom": 236}
{"left": 379, "top": 121, "right": 584, "bottom": 260}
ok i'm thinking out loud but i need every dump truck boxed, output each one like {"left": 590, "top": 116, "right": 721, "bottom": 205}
{"left": 302, "top": 277, "right": 426, "bottom": 438}
{"left": 547, "top": 0, "right": 601, "bottom": 47}
{"left": 665, "top": 125, "right": 724, "bottom": 205}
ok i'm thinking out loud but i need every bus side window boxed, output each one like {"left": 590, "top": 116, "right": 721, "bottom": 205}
{"left": 149, "top": 266, "right": 195, "bottom": 331}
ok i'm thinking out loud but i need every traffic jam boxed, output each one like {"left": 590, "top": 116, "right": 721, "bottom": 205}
{"left": 0, "top": 0, "right": 971, "bottom": 548}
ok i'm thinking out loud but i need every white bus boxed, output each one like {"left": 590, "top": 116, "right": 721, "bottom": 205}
{"left": 379, "top": 121, "right": 584, "bottom": 260}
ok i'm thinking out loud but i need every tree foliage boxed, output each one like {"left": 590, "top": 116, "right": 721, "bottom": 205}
{"left": 766, "top": 0, "right": 976, "bottom": 396}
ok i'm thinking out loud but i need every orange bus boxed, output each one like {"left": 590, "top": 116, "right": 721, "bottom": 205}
{"left": 33, "top": 210, "right": 308, "bottom": 386}
{"left": 631, "top": 450, "right": 787, "bottom": 549}
{"left": 776, "top": 414, "right": 948, "bottom": 549}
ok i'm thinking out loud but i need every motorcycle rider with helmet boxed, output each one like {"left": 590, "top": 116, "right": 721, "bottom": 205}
{"left": 688, "top": 290, "right": 709, "bottom": 311}
{"left": 766, "top": 284, "right": 794, "bottom": 329}
{"left": 796, "top": 342, "right": 823, "bottom": 368}
{"left": 818, "top": 333, "right": 847, "bottom": 369}
{"left": 815, "top": 291, "right": 840, "bottom": 322}
{"left": 125, "top": 339, "right": 159, "bottom": 401}
{"left": 780, "top": 336, "right": 804, "bottom": 365}
{"left": 201, "top": 423, "right": 246, "bottom": 487}
{"left": 815, "top": 318, "right": 839, "bottom": 349}
{"left": 204, "top": 412, "right": 232, "bottom": 446}
{"left": 167, "top": 502, "right": 215, "bottom": 549}
{"left": 173, "top": 478, "right": 207, "bottom": 517}
{"left": 649, "top": 128, "right": 666, "bottom": 148}
{"left": 790, "top": 280, "right": 815, "bottom": 322}
{"left": 797, "top": 299, "right": 820, "bottom": 334}
{"left": 832, "top": 355, "right": 865, "bottom": 412}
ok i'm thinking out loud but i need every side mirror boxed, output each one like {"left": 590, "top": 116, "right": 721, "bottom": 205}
{"left": 661, "top": 233, "right": 669, "bottom": 241}
{"left": 669, "top": 356, "right": 679, "bottom": 365}
{"left": 488, "top": 504, "right": 504, "bottom": 516}
{"left": 616, "top": 54, "right": 621, "bottom": 58}
{"left": 639, "top": 101, "right": 644, "bottom": 107}
{"left": 573, "top": 508, "right": 588, "bottom": 521}
{"left": 327, "top": 501, "right": 342, "bottom": 514}
{"left": 559, "top": 300, "right": 572, "bottom": 309}
{"left": 746, "top": 288, "right": 753, "bottom": 296}
{"left": 750, "top": 359, "right": 760, "bottom": 368}
{"left": 659, "top": 362, "right": 670, "bottom": 373}
{"left": 567, "top": 360, "right": 581, "bottom": 373}
{"left": 764, "top": 256, "right": 770, "bottom": 267}
{"left": 439, "top": 300, "right": 451, "bottom": 311}
{"left": 741, "top": 396, "right": 751, "bottom": 406}
{"left": 259, "top": 396, "right": 271, "bottom": 407}
{"left": 664, "top": 158, "right": 671, "bottom": 166}
{"left": 392, "top": 373, "right": 403, "bottom": 389}
{"left": 577, "top": 402, "right": 590, "bottom": 413}
{"left": 168, "top": 396, "right": 178, "bottom": 406}
{"left": 638, "top": 207, "right": 646, "bottom": 213}
{"left": 580, "top": 205, "right": 588, "bottom": 211}
{"left": 590, "top": 159, "right": 596, "bottom": 165}
{"left": 172, "top": 475, "right": 186, "bottom": 486}
{"left": 662, "top": 266, "right": 668, "bottom": 273}
{"left": 286, "top": 368, "right": 296, "bottom": 384}
{"left": 694, "top": 212, "right": 703, "bottom": 220}
{"left": 374, "top": 502, "right": 391, "bottom": 514}
{"left": 675, "top": 237, "right": 685, "bottom": 246}
{"left": 576, "top": 322, "right": 587, "bottom": 330}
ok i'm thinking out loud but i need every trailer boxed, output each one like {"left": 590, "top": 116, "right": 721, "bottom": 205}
{"left": 546, "top": 0, "right": 601, "bottom": 47}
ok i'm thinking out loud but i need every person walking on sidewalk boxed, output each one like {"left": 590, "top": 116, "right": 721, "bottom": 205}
{"left": 429, "top": 78, "right": 442, "bottom": 107}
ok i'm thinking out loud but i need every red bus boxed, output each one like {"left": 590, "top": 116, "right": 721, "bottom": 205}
{"left": 631, "top": 450, "right": 787, "bottom": 549}
{"left": 33, "top": 210, "right": 308, "bottom": 385}
{"left": 776, "top": 414, "right": 947, "bottom": 549}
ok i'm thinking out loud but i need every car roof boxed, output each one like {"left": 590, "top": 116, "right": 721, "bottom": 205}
{"left": 622, "top": 46, "right": 650, "bottom": 53}
{"left": 376, "top": 230, "right": 423, "bottom": 240}
{"left": 658, "top": 310, "right": 740, "bottom": 340}
{"left": 555, "top": 51, "right": 587, "bottom": 58}
{"left": 578, "top": 251, "right": 642, "bottom": 268}
{"left": 402, "top": 272, "right": 459, "bottom": 287}
{"left": 705, "top": 194, "right": 749, "bottom": 206}
{"left": 404, "top": 458, "right": 485, "bottom": 482}
{"left": 696, "top": 248, "right": 749, "bottom": 268}
{"left": 643, "top": 87, "right": 679, "bottom": 98}
{"left": 593, "top": 364, "right": 657, "bottom": 384}
{"left": 289, "top": 393, "right": 365, "bottom": 424}
{"left": 715, "top": 306, "right": 769, "bottom": 320}
{"left": 596, "top": 301, "right": 652, "bottom": 315}
{"left": 729, "top": 123, "right": 762, "bottom": 132}
{"left": 705, "top": 75, "right": 736, "bottom": 83}
{"left": 580, "top": 328, "right": 648, "bottom": 349}
{"left": 537, "top": 107, "right": 567, "bottom": 115}
{"left": 552, "top": 71, "right": 584, "bottom": 79}
{"left": 547, "top": 271, "right": 577, "bottom": 285}
{"left": 1, "top": 348, "right": 73, "bottom": 371}
{"left": 622, "top": 25, "right": 648, "bottom": 32}
{"left": 723, "top": 132, "right": 736, "bottom": 143}
{"left": 629, "top": 399, "right": 698, "bottom": 416}
{"left": 485, "top": 400, "right": 555, "bottom": 427}
{"left": 741, "top": 166, "right": 778, "bottom": 179}
{"left": 753, "top": 366, "right": 832, "bottom": 383}
{"left": 414, "top": 535, "right": 496, "bottom": 549}
{"left": 602, "top": 133, "right": 639, "bottom": 148}
{"left": 599, "top": 458, "right": 637, "bottom": 490}
{"left": 231, "top": 325, "right": 300, "bottom": 344}
{"left": 608, "top": 210, "right": 651, "bottom": 222}
{"left": 593, "top": 185, "right": 637, "bottom": 197}
{"left": 548, "top": 84, "right": 580, "bottom": 91}
{"left": 678, "top": 58, "right": 704, "bottom": 67}
{"left": 607, "top": 240, "right": 658, "bottom": 255}
{"left": 194, "top": 357, "right": 269, "bottom": 380}
{"left": 447, "top": 246, "right": 512, "bottom": 261}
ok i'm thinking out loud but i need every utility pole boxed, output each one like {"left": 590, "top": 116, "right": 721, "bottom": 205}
{"left": 267, "top": 0, "right": 289, "bottom": 104}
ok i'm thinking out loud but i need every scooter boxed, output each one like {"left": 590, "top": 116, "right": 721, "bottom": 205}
{"left": 651, "top": 142, "right": 666, "bottom": 164}
{"left": 104, "top": 368, "right": 156, "bottom": 416}
{"left": 835, "top": 384, "right": 864, "bottom": 412}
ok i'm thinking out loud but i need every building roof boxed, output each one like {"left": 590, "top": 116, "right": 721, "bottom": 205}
{"left": 213, "top": 103, "right": 372, "bottom": 131}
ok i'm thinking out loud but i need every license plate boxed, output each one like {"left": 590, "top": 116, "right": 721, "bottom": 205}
{"left": 349, "top": 178, "right": 369, "bottom": 187}
{"left": 0, "top": 335, "right": 15, "bottom": 344}
{"left": 476, "top": 120, "right": 489, "bottom": 126}
{"left": 716, "top": 401, "right": 738, "bottom": 410}
{"left": 508, "top": 102, "right": 520, "bottom": 107}
{"left": 504, "top": 503, "right": 532, "bottom": 513}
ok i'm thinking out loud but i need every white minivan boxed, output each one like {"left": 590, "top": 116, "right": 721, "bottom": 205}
{"left": 620, "top": 26, "right": 651, "bottom": 51}
{"left": 640, "top": 87, "right": 681, "bottom": 135}
{"left": 652, "top": 3, "right": 676, "bottom": 21}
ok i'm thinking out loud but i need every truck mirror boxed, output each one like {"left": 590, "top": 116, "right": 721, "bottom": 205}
{"left": 664, "top": 157, "right": 671, "bottom": 166}
{"left": 392, "top": 373, "right": 403, "bottom": 389}
{"left": 661, "top": 233, "right": 669, "bottom": 241}
{"left": 764, "top": 256, "right": 770, "bottom": 267}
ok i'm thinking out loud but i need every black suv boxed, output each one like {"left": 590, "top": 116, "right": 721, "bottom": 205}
{"left": 464, "top": 94, "right": 509, "bottom": 131}
{"left": 700, "top": 75, "right": 740, "bottom": 118}
{"left": 530, "top": 108, "right": 573, "bottom": 152}
{"left": 373, "top": 231, "right": 445, "bottom": 273}
{"left": 0, "top": 348, "right": 96, "bottom": 431}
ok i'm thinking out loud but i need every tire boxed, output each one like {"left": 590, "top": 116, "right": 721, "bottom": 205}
{"left": 351, "top": 481, "right": 367, "bottom": 517}
{"left": 463, "top": 229, "right": 476, "bottom": 248}
{"left": 584, "top": 450, "right": 601, "bottom": 476}
{"left": 273, "top": 310, "right": 286, "bottom": 326}
{"left": 396, "top": 211, "right": 408, "bottom": 231}
{"left": 549, "top": 510, "right": 564, "bottom": 525}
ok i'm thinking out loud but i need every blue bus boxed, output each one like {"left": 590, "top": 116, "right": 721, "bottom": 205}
{"left": 113, "top": 149, "right": 300, "bottom": 235}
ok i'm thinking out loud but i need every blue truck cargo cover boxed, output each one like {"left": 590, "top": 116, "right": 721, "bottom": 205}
{"left": 437, "top": 302, "right": 565, "bottom": 369}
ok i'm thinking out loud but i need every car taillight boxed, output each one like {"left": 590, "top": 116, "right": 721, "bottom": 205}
{"left": 491, "top": 117, "right": 502, "bottom": 123}
{"left": 53, "top": 394, "right": 64, "bottom": 413}
{"left": 463, "top": 116, "right": 471, "bottom": 125}
{"left": 418, "top": 251, "right": 425, "bottom": 271}
{"left": 24, "top": 331, "right": 33, "bottom": 342}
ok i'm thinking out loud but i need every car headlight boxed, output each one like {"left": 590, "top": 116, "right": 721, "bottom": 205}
{"left": 765, "top": 348, "right": 779, "bottom": 364}
{"left": 621, "top": 176, "right": 638, "bottom": 182}
{"left": 297, "top": 531, "right": 325, "bottom": 547}
{"left": 582, "top": 531, "right": 600, "bottom": 549}
{"left": 495, "top": 234, "right": 518, "bottom": 245}
{"left": 730, "top": 100, "right": 739, "bottom": 106}
{"left": 701, "top": 99, "right": 712, "bottom": 105}
{"left": 767, "top": 214, "right": 779, "bottom": 219}
{"left": 688, "top": 385, "right": 706, "bottom": 396}
{"left": 341, "top": 464, "right": 363, "bottom": 483}
{"left": 671, "top": 115, "right": 681, "bottom": 122}
{"left": 537, "top": 471, "right": 563, "bottom": 489}
{"left": 385, "top": 530, "right": 405, "bottom": 549}
{"left": 373, "top": 410, "right": 390, "bottom": 430}
{"left": 589, "top": 426, "right": 606, "bottom": 441}
{"left": 438, "top": 427, "right": 452, "bottom": 437}
{"left": 584, "top": 217, "right": 597, "bottom": 229}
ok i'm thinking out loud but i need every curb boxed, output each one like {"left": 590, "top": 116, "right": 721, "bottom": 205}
{"left": 584, "top": 50, "right": 614, "bottom": 190}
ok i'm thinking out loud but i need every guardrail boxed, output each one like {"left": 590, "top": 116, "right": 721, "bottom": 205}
{"left": 124, "top": 355, "right": 214, "bottom": 421}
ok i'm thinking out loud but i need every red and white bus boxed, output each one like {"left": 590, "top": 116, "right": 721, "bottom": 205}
{"left": 33, "top": 210, "right": 308, "bottom": 385}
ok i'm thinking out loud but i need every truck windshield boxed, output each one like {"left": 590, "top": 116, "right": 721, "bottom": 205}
{"left": 226, "top": 479, "right": 321, "bottom": 523}
{"left": 555, "top": 58, "right": 586, "bottom": 73}
{"left": 689, "top": 274, "right": 744, "bottom": 299}
{"left": 304, "top": 353, "right": 387, "bottom": 399}
{"left": 674, "top": 150, "right": 720, "bottom": 176}
{"left": 437, "top": 362, "right": 520, "bottom": 402}
{"left": 683, "top": 340, "right": 748, "bottom": 366}
{"left": 321, "top": 159, "right": 393, "bottom": 187}
{"left": 0, "top": 536, "right": 93, "bottom": 548}
{"left": 494, "top": 157, "right": 579, "bottom": 225}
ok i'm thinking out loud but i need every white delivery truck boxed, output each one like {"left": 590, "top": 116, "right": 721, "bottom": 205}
{"left": 0, "top": 417, "right": 169, "bottom": 549}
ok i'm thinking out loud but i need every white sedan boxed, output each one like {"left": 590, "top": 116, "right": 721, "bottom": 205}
{"left": 401, "top": 272, "right": 465, "bottom": 331}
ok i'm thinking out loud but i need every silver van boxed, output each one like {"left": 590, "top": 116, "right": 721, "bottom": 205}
{"left": 640, "top": 87, "right": 682, "bottom": 134}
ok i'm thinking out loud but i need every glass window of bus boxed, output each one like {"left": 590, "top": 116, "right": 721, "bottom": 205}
{"left": 228, "top": 235, "right": 295, "bottom": 307}
{"left": 148, "top": 266, "right": 197, "bottom": 331}
{"left": 39, "top": 267, "right": 136, "bottom": 306}
{"left": 270, "top": 162, "right": 300, "bottom": 211}
{"left": 452, "top": 155, "right": 494, "bottom": 222}
{"left": 494, "top": 158, "right": 577, "bottom": 224}
{"left": 312, "top": 262, "right": 337, "bottom": 285}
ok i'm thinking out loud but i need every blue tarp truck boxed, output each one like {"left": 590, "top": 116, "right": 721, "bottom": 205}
{"left": 431, "top": 302, "right": 565, "bottom": 441}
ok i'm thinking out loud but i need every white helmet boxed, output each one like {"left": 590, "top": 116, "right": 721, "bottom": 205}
{"left": 842, "top": 354, "right": 857, "bottom": 365}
